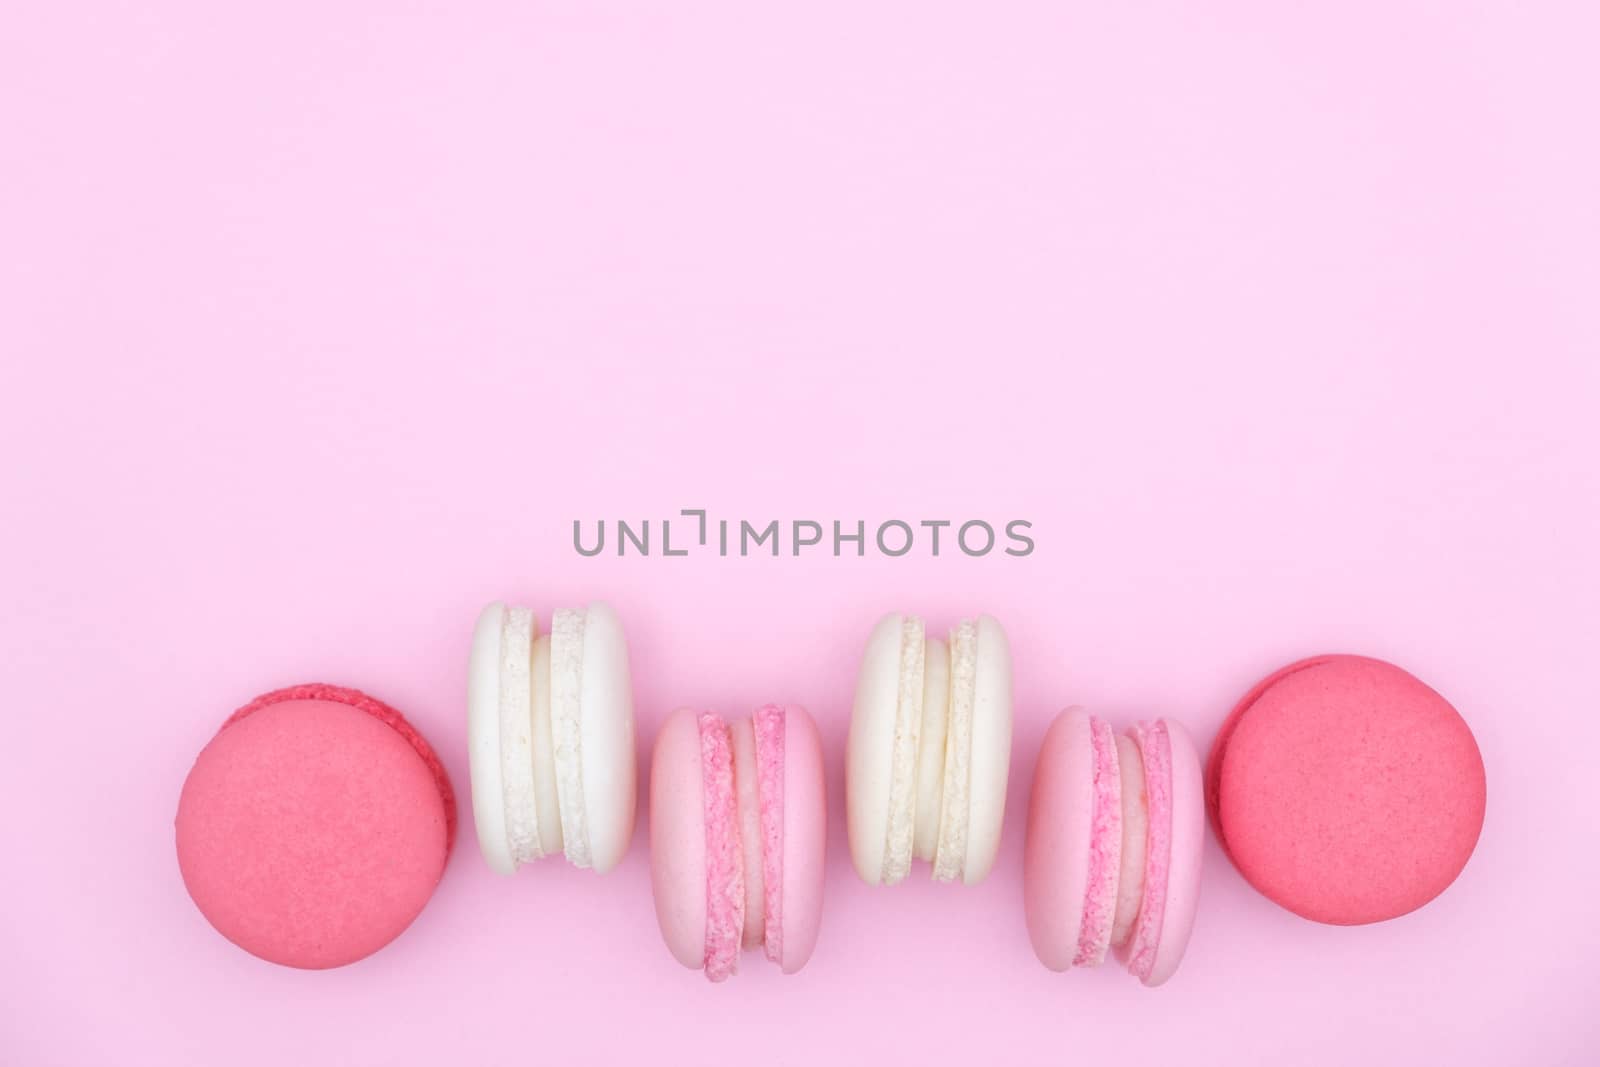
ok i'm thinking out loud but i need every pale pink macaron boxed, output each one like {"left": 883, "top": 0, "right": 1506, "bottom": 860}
{"left": 1024, "top": 708, "right": 1203, "bottom": 987}
{"left": 651, "top": 705, "right": 826, "bottom": 980}
{"left": 176, "top": 684, "right": 455, "bottom": 969}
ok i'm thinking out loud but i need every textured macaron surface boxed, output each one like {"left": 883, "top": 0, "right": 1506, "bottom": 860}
{"left": 177, "top": 686, "right": 453, "bottom": 968}
{"left": 1209, "top": 655, "right": 1486, "bottom": 925}
{"left": 699, "top": 713, "right": 745, "bottom": 981}
{"left": 1075, "top": 715, "right": 1122, "bottom": 966}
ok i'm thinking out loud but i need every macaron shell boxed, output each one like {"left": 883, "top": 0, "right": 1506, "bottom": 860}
{"left": 1110, "top": 733, "right": 1147, "bottom": 948}
{"left": 1023, "top": 708, "right": 1095, "bottom": 971}
{"left": 961, "top": 614, "right": 1013, "bottom": 885}
{"left": 649, "top": 708, "right": 707, "bottom": 970}
{"left": 578, "top": 602, "right": 637, "bottom": 874}
{"left": 779, "top": 705, "right": 826, "bottom": 974}
{"left": 1203, "top": 655, "right": 1333, "bottom": 848}
{"left": 1213, "top": 655, "right": 1486, "bottom": 925}
{"left": 1146, "top": 719, "right": 1203, "bottom": 987}
{"left": 846, "top": 613, "right": 907, "bottom": 886}
{"left": 466, "top": 603, "right": 513, "bottom": 875}
{"left": 177, "top": 692, "right": 451, "bottom": 969}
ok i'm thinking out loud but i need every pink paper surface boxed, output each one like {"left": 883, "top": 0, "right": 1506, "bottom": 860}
{"left": 2, "top": 4, "right": 1596, "bottom": 1064}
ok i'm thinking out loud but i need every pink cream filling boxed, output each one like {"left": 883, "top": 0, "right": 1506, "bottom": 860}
{"left": 1074, "top": 715, "right": 1122, "bottom": 966}
{"left": 752, "top": 705, "right": 786, "bottom": 965}
{"left": 698, "top": 713, "right": 745, "bottom": 982}
{"left": 1125, "top": 721, "right": 1173, "bottom": 982}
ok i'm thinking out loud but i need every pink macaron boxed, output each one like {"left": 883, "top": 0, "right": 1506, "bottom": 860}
{"left": 1207, "top": 655, "right": 1486, "bottom": 925}
{"left": 176, "top": 684, "right": 455, "bottom": 969}
{"left": 650, "top": 704, "right": 826, "bottom": 980}
{"left": 1024, "top": 708, "right": 1203, "bottom": 987}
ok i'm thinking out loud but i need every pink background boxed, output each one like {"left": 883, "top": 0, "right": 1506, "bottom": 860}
{"left": 3, "top": 4, "right": 1597, "bottom": 1065}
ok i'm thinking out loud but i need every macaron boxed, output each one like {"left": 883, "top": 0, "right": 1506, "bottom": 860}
{"left": 175, "top": 684, "right": 455, "bottom": 969}
{"left": 1207, "top": 654, "right": 1486, "bottom": 925}
{"left": 651, "top": 705, "right": 826, "bottom": 980}
{"left": 1024, "top": 708, "right": 1203, "bottom": 987}
{"left": 467, "top": 601, "right": 636, "bottom": 875}
{"left": 847, "top": 612, "right": 1013, "bottom": 886}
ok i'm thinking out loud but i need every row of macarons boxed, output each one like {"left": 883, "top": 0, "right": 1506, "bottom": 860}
{"left": 176, "top": 600, "right": 1488, "bottom": 985}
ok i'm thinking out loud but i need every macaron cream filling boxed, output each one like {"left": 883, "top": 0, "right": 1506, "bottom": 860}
{"left": 732, "top": 718, "right": 767, "bottom": 951}
{"left": 913, "top": 636, "right": 950, "bottom": 861}
{"left": 1111, "top": 732, "right": 1148, "bottom": 947}
{"left": 527, "top": 633, "right": 563, "bottom": 857}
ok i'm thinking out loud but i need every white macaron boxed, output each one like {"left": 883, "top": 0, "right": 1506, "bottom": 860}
{"left": 846, "top": 612, "right": 1013, "bottom": 886}
{"left": 467, "top": 601, "right": 636, "bottom": 875}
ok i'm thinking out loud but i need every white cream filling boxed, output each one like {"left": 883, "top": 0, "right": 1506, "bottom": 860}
{"left": 529, "top": 633, "right": 563, "bottom": 857}
{"left": 733, "top": 716, "right": 766, "bottom": 949}
{"left": 1111, "top": 732, "right": 1147, "bottom": 948}
{"left": 913, "top": 636, "right": 950, "bottom": 862}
